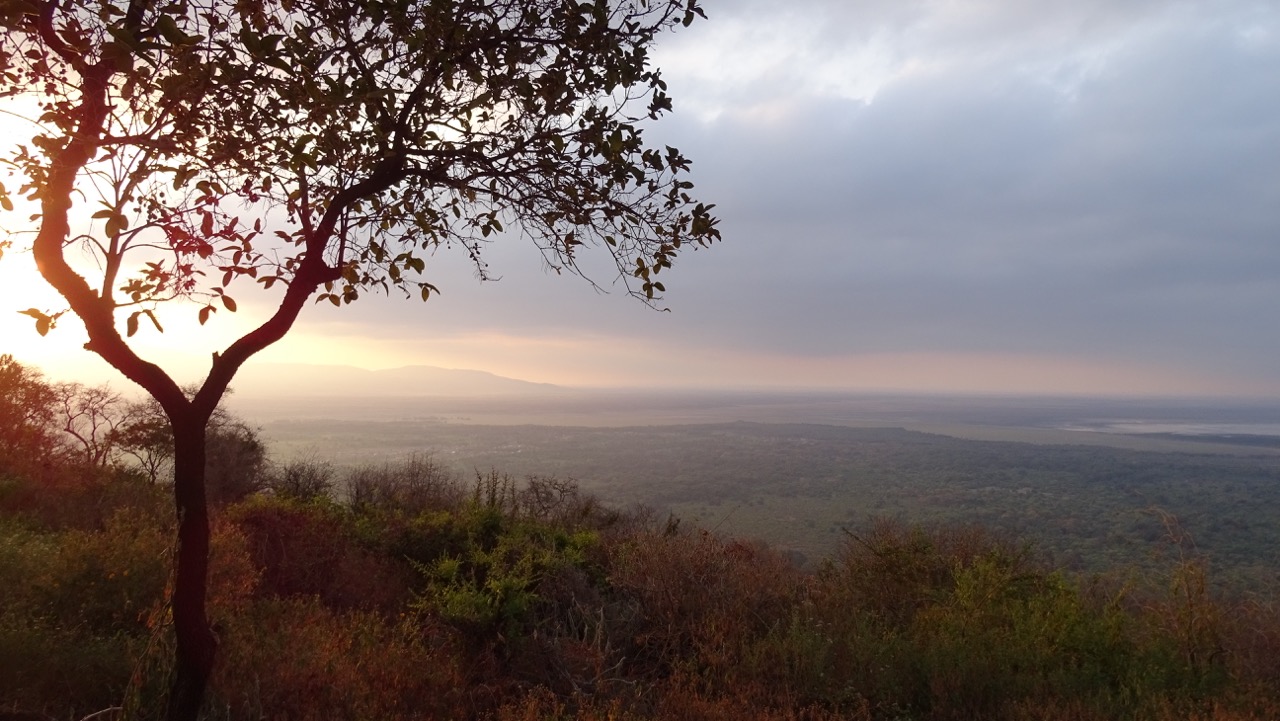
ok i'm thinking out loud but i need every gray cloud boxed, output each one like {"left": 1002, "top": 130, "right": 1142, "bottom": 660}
{"left": 274, "top": 0, "right": 1280, "bottom": 392}
{"left": 617, "top": 0, "right": 1280, "bottom": 384}
{"left": 10, "top": 0, "right": 1277, "bottom": 395}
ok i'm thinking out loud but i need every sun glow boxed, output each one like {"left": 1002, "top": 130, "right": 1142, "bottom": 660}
{"left": 0, "top": 95, "right": 267, "bottom": 385}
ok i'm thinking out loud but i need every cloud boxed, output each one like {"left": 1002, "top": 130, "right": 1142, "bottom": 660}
{"left": 655, "top": 0, "right": 1191, "bottom": 117}
{"left": 615, "top": 0, "right": 1280, "bottom": 390}
{"left": 11, "top": 0, "right": 1279, "bottom": 396}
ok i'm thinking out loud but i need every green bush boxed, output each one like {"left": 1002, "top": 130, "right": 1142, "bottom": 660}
{"left": 0, "top": 611, "right": 136, "bottom": 718}
{"left": 413, "top": 508, "right": 600, "bottom": 639}
{"left": 62, "top": 515, "right": 166, "bottom": 633}
{"left": 0, "top": 507, "right": 168, "bottom": 717}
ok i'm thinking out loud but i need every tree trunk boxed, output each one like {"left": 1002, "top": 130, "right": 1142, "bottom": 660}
{"left": 166, "top": 415, "right": 216, "bottom": 721}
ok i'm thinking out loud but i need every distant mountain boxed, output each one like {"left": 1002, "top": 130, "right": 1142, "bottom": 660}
{"left": 230, "top": 363, "right": 560, "bottom": 398}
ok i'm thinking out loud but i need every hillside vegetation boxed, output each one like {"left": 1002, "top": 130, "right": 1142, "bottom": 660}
{"left": 260, "top": 417, "right": 1280, "bottom": 591}
{"left": 5, "top": 358, "right": 1280, "bottom": 720}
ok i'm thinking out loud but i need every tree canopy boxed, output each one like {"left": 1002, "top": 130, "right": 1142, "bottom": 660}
{"left": 2, "top": 0, "right": 717, "bottom": 405}
{"left": 1, "top": 0, "right": 717, "bottom": 717}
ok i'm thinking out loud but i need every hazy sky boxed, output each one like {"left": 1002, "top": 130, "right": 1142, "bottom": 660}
{"left": 3, "top": 0, "right": 1279, "bottom": 396}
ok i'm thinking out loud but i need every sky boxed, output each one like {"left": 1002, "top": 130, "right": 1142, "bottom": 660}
{"left": 2, "top": 0, "right": 1279, "bottom": 397}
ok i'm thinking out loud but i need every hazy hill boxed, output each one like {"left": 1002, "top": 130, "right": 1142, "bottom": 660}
{"left": 231, "top": 363, "right": 559, "bottom": 399}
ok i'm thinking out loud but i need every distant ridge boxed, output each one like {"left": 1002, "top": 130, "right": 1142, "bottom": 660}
{"left": 231, "top": 362, "right": 559, "bottom": 398}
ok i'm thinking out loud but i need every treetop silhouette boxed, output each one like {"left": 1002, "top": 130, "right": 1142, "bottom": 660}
{"left": 0, "top": 0, "right": 718, "bottom": 717}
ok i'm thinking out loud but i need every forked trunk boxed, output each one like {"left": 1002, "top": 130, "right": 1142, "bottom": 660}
{"left": 166, "top": 415, "right": 216, "bottom": 721}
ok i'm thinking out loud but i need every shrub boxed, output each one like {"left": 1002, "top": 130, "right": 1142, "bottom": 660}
{"left": 0, "top": 506, "right": 170, "bottom": 717}
{"left": 412, "top": 510, "right": 602, "bottom": 640}
{"left": 210, "top": 597, "right": 462, "bottom": 721}
{"left": 608, "top": 528, "right": 806, "bottom": 688}
{"left": 344, "top": 453, "right": 464, "bottom": 515}
{"left": 227, "top": 495, "right": 408, "bottom": 611}
{"left": 0, "top": 612, "right": 136, "bottom": 718}
{"left": 264, "top": 458, "right": 335, "bottom": 502}
{"left": 0, "top": 463, "right": 166, "bottom": 532}
{"left": 30, "top": 506, "right": 171, "bottom": 634}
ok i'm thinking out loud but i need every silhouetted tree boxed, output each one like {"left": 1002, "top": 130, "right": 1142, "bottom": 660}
{"left": 0, "top": 354, "right": 62, "bottom": 477}
{"left": 118, "top": 395, "right": 267, "bottom": 503}
{"left": 1, "top": 1, "right": 718, "bottom": 717}
{"left": 54, "top": 381, "right": 129, "bottom": 468}
{"left": 113, "top": 398, "right": 177, "bottom": 485}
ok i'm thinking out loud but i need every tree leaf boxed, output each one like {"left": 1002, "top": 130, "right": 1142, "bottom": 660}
{"left": 104, "top": 213, "right": 128, "bottom": 237}
{"left": 18, "top": 308, "right": 51, "bottom": 336}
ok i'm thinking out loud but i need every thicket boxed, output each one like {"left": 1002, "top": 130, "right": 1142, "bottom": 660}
{"left": 5, "top": 358, "right": 1280, "bottom": 720}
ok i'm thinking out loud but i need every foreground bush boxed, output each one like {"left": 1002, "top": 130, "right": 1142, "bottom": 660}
{"left": 2, "top": 462, "right": 1279, "bottom": 720}
{"left": 209, "top": 598, "right": 463, "bottom": 721}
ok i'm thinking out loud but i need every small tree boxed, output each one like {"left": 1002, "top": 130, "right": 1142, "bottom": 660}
{"left": 54, "top": 380, "right": 129, "bottom": 468}
{"left": 113, "top": 397, "right": 178, "bottom": 484}
{"left": 116, "top": 393, "right": 270, "bottom": 502}
{"left": 0, "top": 353, "right": 64, "bottom": 477}
{"left": 1, "top": 0, "right": 718, "bottom": 717}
